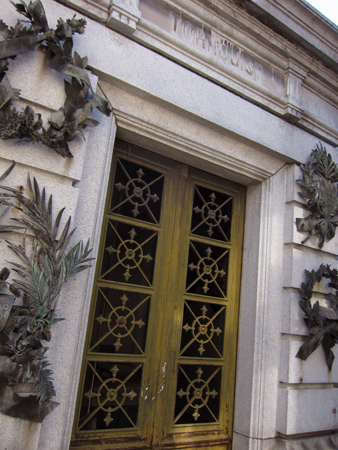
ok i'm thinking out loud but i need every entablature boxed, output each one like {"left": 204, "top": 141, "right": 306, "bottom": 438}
{"left": 56, "top": 0, "right": 338, "bottom": 146}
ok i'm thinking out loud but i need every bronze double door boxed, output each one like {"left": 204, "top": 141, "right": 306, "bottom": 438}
{"left": 71, "top": 141, "right": 245, "bottom": 450}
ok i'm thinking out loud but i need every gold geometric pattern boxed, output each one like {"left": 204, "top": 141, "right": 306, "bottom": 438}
{"left": 110, "top": 158, "right": 164, "bottom": 224}
{"left": 74, "top": 147, "right": 244, "bottom": 449}
{"left": 90, "top": 291, "right": 149, "bottom": 354}
{"left": 192, "top": 187, "right": 232, "bottom": 241}
{"left": 79, "top": 362, "right": 142, "bottom": 431}
{"left": 114, "top": 167, "right": 160, "bottom": 219}
{"left": 101, "top": 224, "right": 156, "bottom": 285}
{"left": 187, "top": 243, "right": 228, "bottom": 296}
{"left": 181, "top": 303, "right": 224, "bottom": 357}
{"left": 175, "top": 365, "right": 221, "bottom": 424}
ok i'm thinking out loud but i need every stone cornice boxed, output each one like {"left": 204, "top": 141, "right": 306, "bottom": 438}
{"left": 237, "top": 0, "right": 338, "bottom": 72}
{"left": 55, "top": 0, "right": 338, "bottom": 146}
{"left": 58, "top": 0, "right": 110, "bottom": 23}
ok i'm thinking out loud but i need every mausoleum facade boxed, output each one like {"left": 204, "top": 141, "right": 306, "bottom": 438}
{"left": 0, "top": 0, "right": 338, "bottom": 449}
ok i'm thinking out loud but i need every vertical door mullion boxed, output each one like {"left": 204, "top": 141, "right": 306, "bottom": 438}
{"left": 136, "top": 159, "right": 183, "bottom": 442}
{"left": 151, "top": 165, "right": 193, "bottom": 445}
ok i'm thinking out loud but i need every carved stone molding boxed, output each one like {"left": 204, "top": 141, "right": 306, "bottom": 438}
{"left": 56, "top": 0, "right": 111, "bottom": 23}
{"left": 57, "top": 0, "right": 338, "bottom": 146}
{"left": 107, "top": 0, "right": 141, "bottom": 34}
{"left": 239, "top": 0, "right": 338, "bottom": 73}
{"left": 284, "top": 60, "right": 307, "bottom": 123}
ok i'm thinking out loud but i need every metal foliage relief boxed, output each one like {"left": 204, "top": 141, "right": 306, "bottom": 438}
{"left": 0, "top": 164, "right": 93, "bottom": 421}
{"left": 0, "top": 0, "right": 111, "bottom": 157}
{"left": 296, "top": 143, "right": 338, "bottom": 248}
{"left": 296, "top": 265, "right": 338, "bottom": 371}
{"left": 296, "top": 144, "right": 338, "bottom": 370}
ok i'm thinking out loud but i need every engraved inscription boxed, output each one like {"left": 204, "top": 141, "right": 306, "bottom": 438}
{"left": 170, "top": 15, "right": 263, "bottom": 81}
{"left": 139, "top": 0, "right": 285, "bottom": 95}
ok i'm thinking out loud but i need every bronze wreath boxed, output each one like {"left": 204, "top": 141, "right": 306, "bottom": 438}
{"left": 0, "top": 0, "right": 111, "bottom": 157}
{"left": 297, "top": 264, "right": 338, "bottom": 370}
{"left": 296, "top": 143, "right": 338, "bottom": 248}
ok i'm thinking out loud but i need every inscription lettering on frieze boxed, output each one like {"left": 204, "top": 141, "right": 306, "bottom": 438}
{"left": 139, "top": 0, "right": 285, "bottom": 96}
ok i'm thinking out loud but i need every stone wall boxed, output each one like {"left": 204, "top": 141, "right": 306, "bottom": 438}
{"left": 277, "top": 164, "right": 338, "bottom": 437}
{"left": 0, "top": 2, "right": 115, "bottom": 448}
{"left": 0, "top": 0, "right": 337, "bottom": 449}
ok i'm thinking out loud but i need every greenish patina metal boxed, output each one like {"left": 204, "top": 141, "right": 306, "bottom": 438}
{"left": 0, "top": 168, "right": 93, "bottom": 421}
{"left": 296, "top": 143, "right": 338, "bottom": 248}
{"left": 297, "top": 265, "right": 338, "bottom": 371}
{"left": 0, "top": 0, "right": 112, "bottom": 157}
{"left": 0, "top": 161, "right": 24, "bottom": 232}
{"left": 296, "top": 144, "right": 338, "bottom": 370}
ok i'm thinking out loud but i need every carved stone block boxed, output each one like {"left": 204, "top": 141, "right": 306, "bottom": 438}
{"left": 283, "top": 60, "right": 307, "bottom": 123}
{"left": 107, "top": 0, "right": 141, "bottom": 34}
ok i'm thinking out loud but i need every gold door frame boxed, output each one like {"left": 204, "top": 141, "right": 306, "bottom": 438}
{"left": 71, "top": 140, "right": 245, "bottom": 450}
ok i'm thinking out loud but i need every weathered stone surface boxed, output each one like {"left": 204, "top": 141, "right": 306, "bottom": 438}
{"left": 0, "top": 1, "right": 338, "bottom": 450}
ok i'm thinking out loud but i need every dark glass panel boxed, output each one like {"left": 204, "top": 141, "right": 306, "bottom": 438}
{"left": 90, "top": 288, "right": 151, "bottom": 355}
{"left": 191, "top": 185, "right": 233, "bottom": 242}
{"left": 186, "top": 241, "right": 229, "bottom": 298}
{"left": 110, "top": 158, "right": 164, "bottom": 224}
{"left": 100, "top": 221, "right": 158, "bottom": 287}
{"left": 78, "top": 362, "right": 143, "bottom": 431}
{"left": 180, "top": 300, "right": 226, "bottom": 358}
{"left": 174, "top": 364, "right": 222, "bottom": 425}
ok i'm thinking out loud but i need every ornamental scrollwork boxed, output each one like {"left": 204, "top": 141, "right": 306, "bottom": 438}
{"left": 0, "top": 0, "right": 112, "bottom": 157}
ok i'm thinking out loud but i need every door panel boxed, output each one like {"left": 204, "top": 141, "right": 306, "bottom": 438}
{"left": 70, "top": 140, "right": 245, "bottom": 450}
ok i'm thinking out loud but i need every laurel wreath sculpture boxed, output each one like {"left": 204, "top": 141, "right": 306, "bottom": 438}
{"left": 0, "top": 162, "right": 93, "bottom": 422}
{"left": 0, "top": 0, "right": 111, "bottom": 157}
{"left": 296, "top": 143, "right": 338, "bottom": 248}
{"left": 296, "top": 145, "right": 338, "bottom": 370}
{"left": 0, "top": 1, "right": 103, "bottom": 423}
{"left": 296, "top": 265, "right": 338, "bottom": 371}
